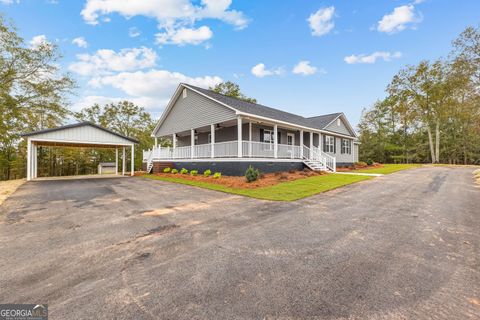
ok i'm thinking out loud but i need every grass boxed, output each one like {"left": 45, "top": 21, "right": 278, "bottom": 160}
{"left": 142, "top": 173, "right": 373, "bottom": 201}
{"left": 351, "top": 164, "right": 422, "bottom": 175}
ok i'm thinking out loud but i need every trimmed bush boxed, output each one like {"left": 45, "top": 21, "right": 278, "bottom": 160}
{"left": 190, "top": 170, "right": 198, "bottom": 176}
{"left": 171, "top": 168, "right": 178, "bottom": 174}
{"left": 163, "top": 167, "right": 171, "bottom": 173}
{"left": 213, "top": 172, "right": 221, "bottom": 179}
{"left": 366, "top": 159, "right": 374, "bottom": 166}
{"left": 180, "top": 168, "right": 188, "bottom": 174}
{"left": 203, "top": 169, "right": 212, "bottom": 177}
{"left": 245, "top": 165, "right": 260, "bottom": 183}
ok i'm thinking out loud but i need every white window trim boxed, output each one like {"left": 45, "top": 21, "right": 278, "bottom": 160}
{"left": 325, "top": 135, "right": 335, "bottom": 153}
{"left": 341, "top": 139, "right": 351, "bottom": 154}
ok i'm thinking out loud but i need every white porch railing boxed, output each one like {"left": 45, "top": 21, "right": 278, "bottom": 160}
{"left": 142, "top": 140, "right": 335, "bottom": 171}
{"left": 214, "top": 141, "right": 238, "bottom": 157}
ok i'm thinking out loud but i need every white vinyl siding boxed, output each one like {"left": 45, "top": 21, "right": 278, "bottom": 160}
{"left": 325, "top": 116, "right": 354, "bottom": 136}
{"left": 156, "top": 88, "right": 236, "bottom": 137}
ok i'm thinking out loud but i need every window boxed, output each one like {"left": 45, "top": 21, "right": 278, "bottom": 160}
{"left": 263, "top": 129, "right": 274, "bottom": 144}
{"left": 341, "top": 139, "right": 351, "bottom": 154}
{"left": 324, "top": 135, "right": 335, "bottom": 153}
{"left": 337, "top": 118, "right": 341, "bottom": 126}
{"left": 182, "top": 88, "right": 187, "bottom": 98}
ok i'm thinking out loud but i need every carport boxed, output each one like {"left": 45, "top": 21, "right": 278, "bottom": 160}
{"left": 22, "top": 122, "right": 138, "bottom": 181}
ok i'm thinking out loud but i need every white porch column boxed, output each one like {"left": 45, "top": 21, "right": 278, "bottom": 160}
{"left": 309, "top": 132, "right": 313, "bottom": 158}
{"left": 27, "top": 138, "right": 32, "bottom": 181}
{"left": 172, "top": 133, "right": 176, "bottom": 149}
{"left": 190, "top": 129, "right": 195, "bottom": 159}
{"left": 248, "top": 121, "right": 252, "bottom": 157}
{"left": 237, "top": 117, "right": 242, "bottom": 157}
{"left": 122, "top": 147, "right": 126, "bottom": 175}
{"left": 154, "top": 137, "right": 158, "bottom": 148}
{"left": 300, "top": 130, "right": 304, "bottom": 158}
{"left": 131, "top": 144, "right": 134, "bottom": 176}
{"left": 274, "top": 124, "right": 278, "bottom": 159}
{"left": 115, "top": 148, "right": 118, "bottom": 175}
{"left": 210, "top": 124, "right": 215, "bottom": 158}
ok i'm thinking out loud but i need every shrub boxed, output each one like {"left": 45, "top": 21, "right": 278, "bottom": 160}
{"left": 245, "top": 165, "right": 260, "bottom": 183}
{"left": 163, "top": 167, "right": 171, "bottom": 173}
{"left": 366, "top": 159, "right": 374, "bottom": 166}
{"left": 213, "top": 172, "right": 221, "bottom": 179}
{"left": 180, "top": 168, "right": 188, "bottom": 174}
{"left": 203, "top": 169, "right": 212, "bottom": 177}
{"left": 190, "top": 170, "right": 198, "bottom": 176}
{"left": 171, "top": 169, "right": 178, "bottom": 174}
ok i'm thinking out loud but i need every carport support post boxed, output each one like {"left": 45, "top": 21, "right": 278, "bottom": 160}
{"left": 33, "top": 143, "right": 37, "bottom": 179}
{"left": 122, "top": 147, "right": 126, "bottom": 176}
{"left": 131, "top": 145, "right": 134, "bottom": 176}
{"left": 27, "top": 138, "right": 32, "bottom": 181}
{"left": 115, "top": 148, "right": 118, "bottom": 175}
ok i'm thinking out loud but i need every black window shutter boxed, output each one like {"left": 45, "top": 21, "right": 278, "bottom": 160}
{"left": 349, "top": 140, "right": 352, "bottom": 154}
{"left": 277, "top": 132, "right": 281, "bottom": 144}
{"left": 341, "top": 139, "right": 344, "bottom": 154}
{"left": 260, "top": 129, "right": 264, "bottom": 142}
{"left": 323, "top": 135, "right": 326, "bottom": 152}
{"left": 334, "top": 137, "right": 336, "bottom": 153}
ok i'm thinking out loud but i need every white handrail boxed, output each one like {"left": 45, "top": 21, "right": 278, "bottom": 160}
{"left": 320, "top": 149, "right": 336, "bottom": 172}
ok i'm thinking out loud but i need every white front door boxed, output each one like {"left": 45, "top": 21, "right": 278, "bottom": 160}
{"left": 287, "top": 133, "right": 295, "bottom": 146}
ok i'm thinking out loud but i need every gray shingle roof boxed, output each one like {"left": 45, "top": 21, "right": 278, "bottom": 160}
{"left": 183, "top": 83, "right": 344, "bottom": 131}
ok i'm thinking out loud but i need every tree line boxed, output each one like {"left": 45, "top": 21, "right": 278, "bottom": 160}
{"left": 0, "top": 16, "right": 155, "bottom": 180}
{"left": 358, "top": 26, "right": 480, "bottom": 164}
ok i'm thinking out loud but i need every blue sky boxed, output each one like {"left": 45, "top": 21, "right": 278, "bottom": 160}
{"left": 2, "top": 0, "right": 479, "bottom": 126}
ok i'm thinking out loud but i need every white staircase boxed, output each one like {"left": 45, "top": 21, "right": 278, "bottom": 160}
{"left": 145, "top": 149, "right": 154, "bottom": 173}
{"left": 302, "top": 146, "right": 336, "bottom": 172}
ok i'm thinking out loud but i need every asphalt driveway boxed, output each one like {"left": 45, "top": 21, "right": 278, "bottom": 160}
{"left": 0, "top": 166, "right": 479, "bottom": 319}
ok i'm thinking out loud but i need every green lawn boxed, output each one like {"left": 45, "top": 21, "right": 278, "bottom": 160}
{"left": 142, "top": 173, "right": 373, "bottom": 201}
{"left": 351, "top": 163, "right": 422, "bottom": 174}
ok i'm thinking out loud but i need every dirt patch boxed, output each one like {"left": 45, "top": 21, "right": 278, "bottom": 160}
{"left": 474, "top": 169, "right": 480, "bottom": 186}
{"left": 152, "top": 170, "right": 327, "bottom": 189}
{"left": 0, "top": 179, "right": 25, "bottom": 206}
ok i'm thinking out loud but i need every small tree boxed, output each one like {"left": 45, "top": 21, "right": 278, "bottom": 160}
{"left": 245, "top": 165, "right": 260, "bottom": 182}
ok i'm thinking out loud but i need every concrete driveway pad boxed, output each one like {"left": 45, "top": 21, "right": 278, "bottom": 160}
{"left": 0, "top": 166, "right": 479, "bottom": 319}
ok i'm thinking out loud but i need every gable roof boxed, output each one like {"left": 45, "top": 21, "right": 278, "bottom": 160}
{"left": 153, "top": 83, "right": 357, "bottom": 137}
{"left": 22, "top": 121, "right": 139, "bottom": 143}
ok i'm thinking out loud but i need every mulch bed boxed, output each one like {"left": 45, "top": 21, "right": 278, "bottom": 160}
{"left": 149, "top": 170, "right": 328, "bottom": 189}
{"left": 336, "top": 163, "right": 384, "bottom": 172}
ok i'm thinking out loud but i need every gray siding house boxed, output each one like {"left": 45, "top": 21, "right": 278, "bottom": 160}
{"left": 143, "top": 83, "right": 359, "bottom": 175}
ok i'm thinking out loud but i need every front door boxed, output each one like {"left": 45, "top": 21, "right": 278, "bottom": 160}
{"left": 287, "top": 133, "right": 295, "bottom": 146}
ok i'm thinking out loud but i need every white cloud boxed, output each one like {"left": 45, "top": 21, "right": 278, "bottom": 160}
{"left": 128, "top": 27, "right": 141, "bottom": 38}
{"left": 0, "top": 0, "right": 19, "bottom": 4}
{"left": 68, "top": 47, "right": 157, "bottom": 76}
{"left": 251, "top": 63, "right": 284, "bottom": 78}
{"left": 72, "top": 37, "right": 88, "bottom": 48}
{"left": 156, "top": 26, "right": 213, "bottom": 46}
{"left": 292, "top": 61, "right": 318, "bottom": 76}
{"left": 81, "top": 0, "right": 248, "bottom": 46}
{"left": 344, "top": 51, "right": 402, "bottom": 64}
{"left": 307, "top": 6, "right": 335, "bottom": 37}
{"left": 377, "top": 5, "right": 421, "bottom": 34}
{"left": 89, "top": 70, "right": 222, "bottom": 98}
{"left": 29, "top": 35, "right": 50, "bottom": 48}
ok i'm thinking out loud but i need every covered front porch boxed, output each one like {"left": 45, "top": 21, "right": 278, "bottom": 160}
{"left": 143, "top": 117, "right": 336, "bottom": 172}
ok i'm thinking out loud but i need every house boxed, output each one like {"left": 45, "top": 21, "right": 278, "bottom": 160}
{"left": 143, "top": 83, "right": 359, "bottom": 175}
